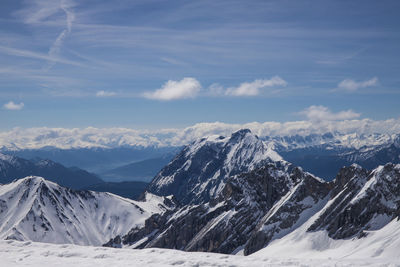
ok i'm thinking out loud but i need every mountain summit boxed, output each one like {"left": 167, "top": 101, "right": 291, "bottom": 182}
{"left": 147, "top": 129, "right": 283, "bottom": 205}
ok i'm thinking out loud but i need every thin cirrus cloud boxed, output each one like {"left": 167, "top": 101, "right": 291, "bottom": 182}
{"left": 337, "top": 77, "right": 378, "bottom": 92}
{"left": 299, "top": 105, "right": 360, "bottom": 121}
{"left": 14, "top": 0, "right": 76, "bottom": 70}
{"left": 96, "top": 90, "right": 116, "bottom": 97}
{"left": 3, "top": 101, "right": 24, "bottom": 111}
{"left": 225, "top": 76, "right": 287, "bottom": 96}
{"left": 142, "top": 77, "right": 202, "bottom": 101}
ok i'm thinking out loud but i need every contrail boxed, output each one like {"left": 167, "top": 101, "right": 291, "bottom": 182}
{"left": 45, "top": 0, "right": 75, "bottom": 70}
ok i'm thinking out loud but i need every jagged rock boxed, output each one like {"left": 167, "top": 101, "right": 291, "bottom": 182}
{"left": 308, "top": 163, "right": 400, "bottom": 239}
{"left": 109, "top": 160, "right": 318, "bottom": 254}
{"left": 244, "top": 170, "right": 331, "bottom": 255}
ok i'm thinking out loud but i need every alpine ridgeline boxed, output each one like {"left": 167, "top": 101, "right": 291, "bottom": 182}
{"left": 0, "top": 153, "right": 102, "bottom": 189}
{"left": 0, "top": 176, "right": 176, "bottom": 246}
{"left": 146, "top": 129, "right": 282, "bottom": 205}
{"left": 107, "top": 129, "right": 400, "bottom": 256}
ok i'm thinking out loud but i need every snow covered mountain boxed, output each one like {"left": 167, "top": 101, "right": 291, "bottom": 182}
{"left": 109, "top": 129, "right": 400, "bottom": 255}
{"left": 0, "top": 176, "right": 175, "bottom": 246}
{"left": 265, "top": 132, "right": 400, "bottom": 152}
{"left": 147, "top": 129, "right": 282, "bottom": 205}
{"left": 253, "top": 163, "right": 400, "bottom": 260}
{"left": 0, "top": 153, "right": 102, "bottom": 189}
{"left": 108, "top": 158, "right": 400, "bottom": 256}
{"left": 106, "top": 160, "right": 325, "bottom": 253}
{"left": 271, "top": 133, "right": 400, "bottom": 180}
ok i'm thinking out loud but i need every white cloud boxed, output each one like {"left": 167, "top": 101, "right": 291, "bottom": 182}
{"left": 96, "top": 90, "right": 116, "bottom": 97}
{"left": 3, "top": 101, "right": 24, "bottom": 111}
{"left": 207, "top": 77, "right": 287, "bottom": 97}
{"left": 143, "top": 77, "right": 201, "bottom": 101}
{"left": 225, "top": 76, "right": 287, "bottom": 96}
{"left": 337, "top": 77, "right": 378, "bottom": 92}
{"left": 299, "top": 105, "right": 360, "bottom": 121}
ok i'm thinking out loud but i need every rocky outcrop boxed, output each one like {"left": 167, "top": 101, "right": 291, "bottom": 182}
{"left": 244, "top": 170, "right": 332, "bottom": 255}
{"left": 107, "top": 162, "right": 400, "bottom": 255}
{"left": 107, "top": 161, "right": 326, "bottom": 254}
{"left": 308, "top": 163, "right": 400, "bottom": 239}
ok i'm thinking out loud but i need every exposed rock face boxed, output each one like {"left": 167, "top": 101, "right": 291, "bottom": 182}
{"left": 147, "top": 129, "right": 282, "bottom": 205}
{"left": 107, "top": 162, "right": 400, "bottom": 256}
{"left": 244, "top": 169, "right": 332, "bottom": 255}
{"left": 108, "top": 161, "right": 329, "bottom": 254}
{"left": 308, "top": 163, "right": 400, "bottom": 239}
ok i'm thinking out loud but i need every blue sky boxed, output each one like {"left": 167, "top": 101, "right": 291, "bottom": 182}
{"left": 0, "top": 0, "right": 399, "bottom": 130}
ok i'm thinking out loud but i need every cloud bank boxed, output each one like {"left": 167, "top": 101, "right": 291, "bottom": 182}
{"left": 299, "top": 105, "right": 360, "bottom": 121}
{"left": 0, "top": 106, "right": 399, "bottom": 149}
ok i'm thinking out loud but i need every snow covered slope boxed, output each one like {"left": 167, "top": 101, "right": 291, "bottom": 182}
{"left": 254, "top": 165, "right": 400, "bottom": 261}
{"left": 147, "top": 129, "right": 283, "bottom": 205}
{"left": 111, "top": 161, "right": 400, "bottom": 257}
{"left": 1, "top": 239, "right": 399, "bottom": 267}
{"left": 0, "top": 176, "right": 175, "bottom": 246}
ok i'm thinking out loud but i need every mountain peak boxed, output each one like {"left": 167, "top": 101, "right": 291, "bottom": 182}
{"left": 0, "top": 177, "right": 174, "bottom": 246}
{"left": 230, "top": 129, "right": 253, "bottom": 140}
{"left": 19, "top": 175, "right": 46, "bottom": 183}
{"left": 147, "top": 130, "right": 283, "bottom": 205}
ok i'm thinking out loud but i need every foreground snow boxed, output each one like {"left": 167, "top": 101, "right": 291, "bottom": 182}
{"left": 1, "top": 240, "right": 399, "bottom": 267}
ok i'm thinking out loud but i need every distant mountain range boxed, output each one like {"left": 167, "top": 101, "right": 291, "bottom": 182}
{"left": 3, "top": 147, "right": 178, "bottom": 173}
{"left": 2, "top": 132, "right": 399, "bottom": 182}
{"left": 0, "top": 153, "right": 102, "bottom": 189}
{"left": 270, "top": 133, "right": 400, "bottom": 180}
{"left": 0, "top": 153, "right": 151, "bottom": 199}
{"left": 100, "top": 154, "right": 175, "bottom": 182}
